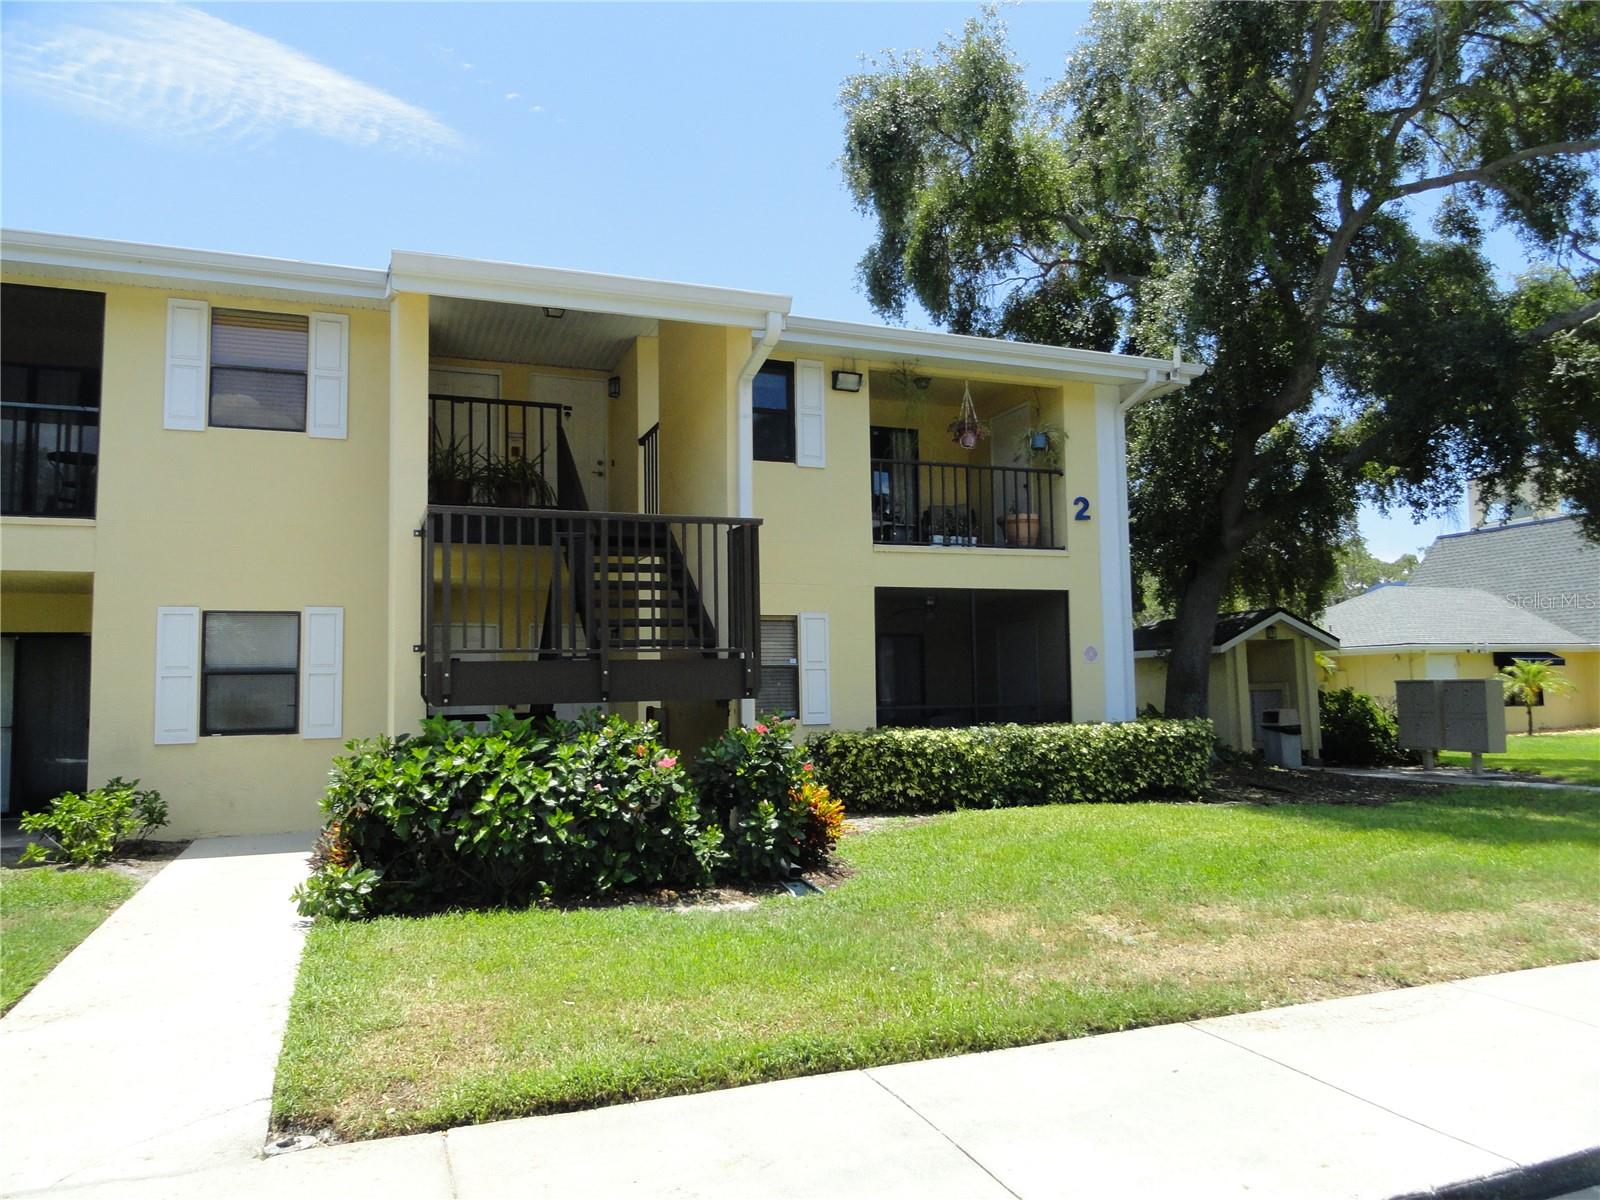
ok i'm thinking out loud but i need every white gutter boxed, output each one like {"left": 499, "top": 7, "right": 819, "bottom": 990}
{"left": 736, "top": 311, "right": 785, "bottom": 518}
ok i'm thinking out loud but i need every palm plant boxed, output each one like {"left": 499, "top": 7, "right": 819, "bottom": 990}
{"left": 1497, "top": 659, "right": 1576, "bottom": 737}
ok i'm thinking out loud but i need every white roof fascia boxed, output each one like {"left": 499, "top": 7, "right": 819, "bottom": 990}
{"left": 779, "top": 314, "right": 1208, "bottom": 386}
{"left": 1214, "top": 612, "right": 1341, "bottom": 655}
{"left": 0, "top": 229, "right": 389, "bottom": 308}
{"left": 1333, "top": 641, "right": 1595, "bottom": 655}
{"left": 389, "top": 250, "right": 791, "bottom": 328}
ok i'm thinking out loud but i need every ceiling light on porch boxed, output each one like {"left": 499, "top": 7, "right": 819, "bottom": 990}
{"left": 543, "top": 307, "right": 565, "bottom": 319}
{"left": 831, "top": 370, "right": 863, "bottom": 392}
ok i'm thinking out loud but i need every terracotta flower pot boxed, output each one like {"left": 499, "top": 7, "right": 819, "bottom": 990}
{"left": 1004, "top": 512, "right": 1041, "bottom": 547}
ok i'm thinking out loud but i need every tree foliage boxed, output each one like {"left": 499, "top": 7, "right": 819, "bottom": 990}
{"left": 1327, "top": 534, "right": 1419, "bottom": 605}
{"left": 841, "top": 2, "right": 1599, "bottom": 716}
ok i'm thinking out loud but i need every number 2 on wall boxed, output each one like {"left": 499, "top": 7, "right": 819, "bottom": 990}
{"left": 1073, "top": 496, "right": 1091, "bottom": 521}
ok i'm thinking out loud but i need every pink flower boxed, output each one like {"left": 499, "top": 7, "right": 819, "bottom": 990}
{"left": 755, "top": 723, "right": 769, "bottom": 734}
{"left": 802, "top": 762, "right": 814, "bottom": 773}
{"left": 656, "top": 755, "right": 678, "bottom": 769}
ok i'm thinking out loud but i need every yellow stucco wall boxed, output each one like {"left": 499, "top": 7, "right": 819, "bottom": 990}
{"left": 755, "top": 356, "right": 1111, "bottom": 731}
{"left": 2, "top": 276, "right": 395, "bottom": 836}
{"left": 1332, "top": 649, "right": 1600, "bottom": 732}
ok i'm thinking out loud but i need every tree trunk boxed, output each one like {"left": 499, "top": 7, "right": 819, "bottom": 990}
{"left": 1162, "top": 555, "right": 1234, "bottom": 719}
{"left": 1526, "top": 703, "right": 1534, "bottom": 737}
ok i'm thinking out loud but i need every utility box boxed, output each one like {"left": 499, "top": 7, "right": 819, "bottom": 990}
{"left": 1260, "top": 707, "right": 1303, "bottom": 768}
{"left": 1396, "top": 679, "right": 1506, "bottom": 757}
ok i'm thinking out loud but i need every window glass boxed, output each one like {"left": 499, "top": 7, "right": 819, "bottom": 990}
{"left": 752, "top": 362, "right": 795, "bottom": 463}
{"left": 758, "top": 616, "right": 799, "bottom": 718}
{"left": 209, "top": 310, "right": 308, "bottom": 431}
{"left": 202, "top": 611, "right": 299, "bottom": 734}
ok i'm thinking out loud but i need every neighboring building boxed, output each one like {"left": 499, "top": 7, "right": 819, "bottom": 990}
{"left": 0, "top": 230, "right": 1201, "bottom": 835}
{"left": 1322, "top": 516, "right": 1599, "bottom": 731}
{"left": 1133, "top": 609, "right": 1338, "bottom": 759}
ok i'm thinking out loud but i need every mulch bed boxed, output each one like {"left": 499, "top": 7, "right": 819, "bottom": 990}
{"left": 1208, "top": 763, "right": 1437, "bottom": 806}
{"left": 0, "top": 838, "right": 189, "bottom": 876}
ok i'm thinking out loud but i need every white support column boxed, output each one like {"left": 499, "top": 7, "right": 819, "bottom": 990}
{"left": 386, "top": 292, "right": 430, "bottom": 734}
{"left": 1094, "top": 386, "right": 1137, "bottom": 721}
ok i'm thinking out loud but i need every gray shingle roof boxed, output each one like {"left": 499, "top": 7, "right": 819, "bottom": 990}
{"left": 1134, "top": 608, "right": 1337, "bottom": 653}
{"left": 1320, "top": 585, "right": 1584, "bottom": 650}
{"left": 1407, "top": 516, "right": 1599, "bottom": 643}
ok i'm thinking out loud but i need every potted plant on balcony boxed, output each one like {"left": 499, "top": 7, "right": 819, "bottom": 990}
{"left": 429, "top": 432, "right": 478, "bottom": 506}
{"left": 1001, "top": 421, "right": 1066, "bottom": 547}
{"left": 486, "top": 451, "right": 556, "bottom": 509}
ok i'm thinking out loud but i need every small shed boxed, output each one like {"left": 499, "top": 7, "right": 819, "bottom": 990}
{"left": 1134, "top": 609, "right": 1340, "bottom": 760}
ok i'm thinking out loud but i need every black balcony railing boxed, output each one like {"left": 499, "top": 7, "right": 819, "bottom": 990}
{"left": 421, "top": 505, "right": 761, "bottom": 708}
{"left": 870, "top": 458, "right": 1063, "bottom": 549}
{"left": 428, "top": 395, "right": 571, "bottom": 509}
{"left": 638, "top": 422, "right": 660, "bottom": 515}
{"left": 1, "top": 402, "right": 100, "bottom": 518}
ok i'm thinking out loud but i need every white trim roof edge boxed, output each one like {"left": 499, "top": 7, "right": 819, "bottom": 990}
{"left": 1331, "top": 641, "right": 1597, "bottom": 654}
{"left": 780, "top": 314, "right": 1207, "bottom": 384}
{"left": 389, "top": 250, "right": 791, "bottom": 326}
{"left": 1, "top": 228, "right": 389, "bottom": 305}
{"left": 1133, "top": 611, "right": 1341, "bottom": 657}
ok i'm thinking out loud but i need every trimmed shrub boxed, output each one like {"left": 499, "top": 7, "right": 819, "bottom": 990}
{"left": 1319, "top": 688, "right": 1407, "bottom": 766}
{"left": 19, "top": 778, "right": 168, "bottom": 866}
{"left": 805, "top": 719, "right": 1214, "bottom": 813}
{"left": 692, "top": 716, "right": 814, "bottom": 880}
{"left": 295, "top": 712, "right": 723, "bottom": 919}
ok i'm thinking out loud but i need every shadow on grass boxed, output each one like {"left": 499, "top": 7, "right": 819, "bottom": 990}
{"left": 1252, "top": 787, "right": 1600, "bottom": 849}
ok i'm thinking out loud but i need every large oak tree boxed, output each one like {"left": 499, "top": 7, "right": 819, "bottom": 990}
{"left": 841, "top": 1, "right": 1598, "bottom": 718}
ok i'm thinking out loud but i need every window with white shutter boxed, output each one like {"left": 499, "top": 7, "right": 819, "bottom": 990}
{"left": 794, "top": 360, "right": 826, "bottom": 468}
{"left": 798, "top": 611, "right": 831, "bottom": 726}
{"left": 153, "top": 607, "right": 200, "bottom": 744}
{"left": 301, "top": 607, "right": 344, "bottom": 740}
{"left": 209, "top": 310, "right": 309, "bottom": 431}
{"left": 164, "top": 300, "right": 209, "bottom": 431}
{"left": 307, "top": 313, "right": 349, "bottom": 439}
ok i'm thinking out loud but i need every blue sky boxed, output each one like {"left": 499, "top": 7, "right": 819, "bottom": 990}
{"left": 2, "top": 2, "right": 1527, "bottom": 559}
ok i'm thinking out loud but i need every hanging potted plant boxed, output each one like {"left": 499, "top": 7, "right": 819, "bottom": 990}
{"left": 486, "top": 451, "right": 556, "bottom": 508}
{"left": 947, "top": 381, "right": 986, "bottom": 450}
{"left": 1001, "top": 418, "right": 1066, "bottom": 547}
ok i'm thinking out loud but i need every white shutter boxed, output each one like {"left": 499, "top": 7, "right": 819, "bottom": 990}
{"left": 301, "top": 607, "right": 344, "bottom": 739}
{"left": 153, "top": 607, "right": 200, "bottom": 744}
{"left": 307, "top": 312, "right": 349, "bottom": 439}
{"left": 794, "top": 359, "right": 826, "bottom": 468}
{"left": 164, "top": 299, "right": 209, "bottom": 430}
{"left": 798, "top": 611, "right": 831, "bottom": 725}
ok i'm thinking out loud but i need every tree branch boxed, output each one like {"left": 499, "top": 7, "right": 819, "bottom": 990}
{"left": 1391, "top": 138, "right": 1600, "bottom": 199}
{"left": 1521, "top": 297, "right": 1600, "bottom": 342}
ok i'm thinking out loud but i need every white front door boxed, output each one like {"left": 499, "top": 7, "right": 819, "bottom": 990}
{"left": 533, "top": 374, "right": 608, "bottom": 510}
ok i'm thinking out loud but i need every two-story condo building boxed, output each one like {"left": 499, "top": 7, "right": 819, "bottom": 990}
{"left": 0, "top": 231, "right": 1201, "bottom": 835}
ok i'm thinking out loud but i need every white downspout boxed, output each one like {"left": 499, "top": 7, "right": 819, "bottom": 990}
{"left": 737, "top": 311, "right": 785, "bottom": 519}
{"left": 736, "top": 311, "right": 784, "bottom": 726}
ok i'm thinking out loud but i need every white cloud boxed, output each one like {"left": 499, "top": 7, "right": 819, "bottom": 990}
{"left": 504, "top": 92, "right": 520, "bottom": 101}
{"left": 4, "top": 6, "right": 458, "bottom": 153}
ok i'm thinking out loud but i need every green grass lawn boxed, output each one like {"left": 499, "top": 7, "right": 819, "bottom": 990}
{"left": 274, "top": 787, "right": 1600, "bottom": 1140}
{"left": 1438, "top": 728, "right": 1599, "bottom": 786}
{"left": 1, "top": 866, "right": 139, "bottom": 1013}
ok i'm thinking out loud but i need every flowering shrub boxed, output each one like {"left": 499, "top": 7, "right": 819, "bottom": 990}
{"left": 295, "top": 711, "right": 723, "bottom": 919}
{"left": 795, "top": 778, "right": 845, "bottom": 866}
{"left": 692, "top": 716, "right": 822, "bottom": 880}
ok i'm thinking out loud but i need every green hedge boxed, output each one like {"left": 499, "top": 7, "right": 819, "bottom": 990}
{"left": 1319, "top": 688, "right": 1409, "bottom": 766}
{"left": 805, "top": 719, "right": 1215, "bottom": 812}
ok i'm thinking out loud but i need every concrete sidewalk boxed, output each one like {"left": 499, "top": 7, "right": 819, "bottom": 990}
{"left": 15, "top": 960, "right": 1597, "bottom": 1200}
{"left": 1, "top": 833, "right": 314, "bottom": 1195}
{"left": 1321, "top": 766, "right": 1600, "bottom": 792}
